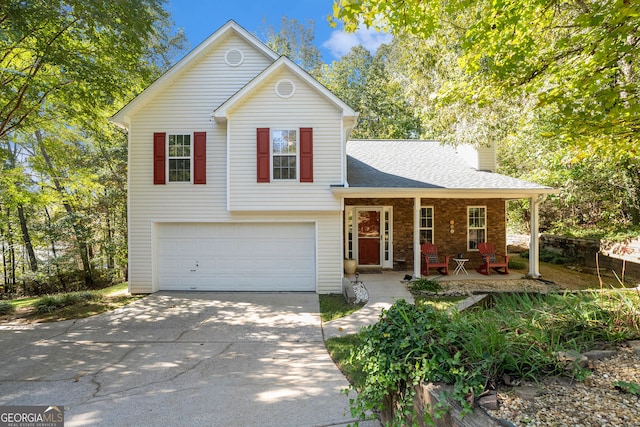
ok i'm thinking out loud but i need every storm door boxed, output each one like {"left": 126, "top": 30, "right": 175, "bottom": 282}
{"left": 357, "top": 209, "right": 381, "bottom": 265}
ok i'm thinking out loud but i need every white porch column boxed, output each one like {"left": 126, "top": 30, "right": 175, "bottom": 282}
{"left": 414, "top": 197, "right": 421, "bottom": 278}
{"left": 528, "top": 194, "right": 547, "bottom": 277}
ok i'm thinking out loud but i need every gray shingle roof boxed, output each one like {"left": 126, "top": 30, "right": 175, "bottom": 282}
{"left": 346, "top": 140, "right": 552, "bottom": 190}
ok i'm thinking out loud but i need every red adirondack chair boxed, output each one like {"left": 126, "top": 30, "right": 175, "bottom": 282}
{"left": 476, "top": 242, "right": 509, "bottom": 275}
{"left": 421, "top": 243, "right": 449, "bottom": 276}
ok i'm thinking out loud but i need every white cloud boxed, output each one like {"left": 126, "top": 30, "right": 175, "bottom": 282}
{"left": 323, "top": 24, "right": 393, "bottom": 59}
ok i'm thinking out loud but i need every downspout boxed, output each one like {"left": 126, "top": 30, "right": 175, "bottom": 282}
{"left": 414, "top": 197, "right": 421, "bottom": 278}
{"left": 528, "top": 194, "right": 547, "bottom": 278}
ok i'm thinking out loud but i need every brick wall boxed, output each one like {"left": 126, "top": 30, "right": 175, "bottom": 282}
{"left": 345, "top": 198, "right": 507, "bottom": 270}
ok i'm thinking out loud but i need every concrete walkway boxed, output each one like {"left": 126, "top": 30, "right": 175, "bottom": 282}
{"left": 0, "top": 292, "right": 380, "bottom": 427}
{"left": 323, "top": 272, "right": 414, "bottom": 339}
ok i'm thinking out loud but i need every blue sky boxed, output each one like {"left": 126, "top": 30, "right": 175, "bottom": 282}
{"left": 167, "top": 0, "right": 391, "bottom": 62}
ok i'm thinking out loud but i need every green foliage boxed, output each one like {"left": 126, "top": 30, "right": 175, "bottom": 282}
{"left": 613, "top": 381, "right": 640, "bottom": 396}
{"left": 0, "top": 301, "right": 15, "bottom": 315}
{"left": 521, "top": 250, "right": 572, "bottom": 265}
{"left": 0, "top": 1, "right": 188, "bottom": 294}
{"left": 347, "top": 292, "right": 640, "bottom": 425}
{"left": 320, "top": 43, "right": 422, "bottom": 139}
{"left": 407, "top": 277, "right": 442, "bottom": 294}
{"left": 34, "top": 291, "right": 99, "bottom": 314}
{"left": 263, "top": 16, "right": 323, "bottom": 77}
{"left": 326, "top": 335, "right": 367, "bottom": 387}
{"left": 508, "top": 259, "right": 527, "bottom": 270}
{"left": 332, "top": 0, "right": 640, "bottom": 234}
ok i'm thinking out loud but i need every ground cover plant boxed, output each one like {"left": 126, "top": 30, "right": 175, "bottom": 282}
{"left": 343, "top": 290, "right": 640, "bottom": 426}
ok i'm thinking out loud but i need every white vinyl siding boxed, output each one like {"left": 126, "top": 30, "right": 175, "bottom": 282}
{"left": 227, "top": 68, "right": 344, "bottom": 211}
{"left": 126, "top": 33, "right": 345, "bottom": 294}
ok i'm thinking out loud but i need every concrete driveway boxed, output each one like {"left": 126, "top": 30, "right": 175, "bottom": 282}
{"left": 0, "top": 292, "right": 379, "bottom": 427}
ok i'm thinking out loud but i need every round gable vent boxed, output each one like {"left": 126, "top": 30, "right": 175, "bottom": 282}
{"left": 275, "top": 79, "right": 295, "bottom": 98}
{"left": 225, "top": 49, "right": 244, "bottom": 66}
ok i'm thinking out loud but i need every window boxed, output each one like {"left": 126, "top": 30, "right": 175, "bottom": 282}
{"left": 153, "top": 132, "right": 205, "bottom": 185}
{"left": 271, "top": 129, "right": 297, "bottom": 180}
{"left": 420, "top": 207, "right": 434, "bottom": 244}
{"left": 168, "top": 134, "right": 191, "bottom": 182}
{"left": 468, "top": 206, "right": 486, "bottom": 250}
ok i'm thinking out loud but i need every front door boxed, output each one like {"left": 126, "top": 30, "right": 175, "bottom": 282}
{"left": 357, "top": 210, "right": 381, "bottom": 265}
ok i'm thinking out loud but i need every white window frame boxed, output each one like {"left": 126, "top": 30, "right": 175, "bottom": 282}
{"left": 467, "top": 206, "right": 487, "bottom": 250}
{"left": 271, "top": 129, "right": 298, "bottom": 181}
{"left": 419, "top": 207, "right": 434, "bottom": 244}
{"left": 167, "top": 134, "right": 192, "bottom": 183}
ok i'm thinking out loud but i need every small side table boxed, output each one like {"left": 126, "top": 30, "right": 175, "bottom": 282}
{"left": 453, "top": 258, "right": 469, "bottom": 275}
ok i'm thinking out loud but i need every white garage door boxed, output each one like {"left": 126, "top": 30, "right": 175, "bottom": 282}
{"left": 156, "top": 222, "right": 316, "bottom": 291}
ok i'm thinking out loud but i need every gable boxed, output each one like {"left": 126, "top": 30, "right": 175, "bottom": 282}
{"left": 110, "top": 20, "right": 278, "bottom": 128}
{"left": 213, "top": 56, "right": 357, "bottom": 125}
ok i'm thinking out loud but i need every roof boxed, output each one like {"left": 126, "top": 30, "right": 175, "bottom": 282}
{"left": 110, "top": 20, "right": 279, "bottom": 128}
{"left": 337, "top": 140, "right": 558, "bottom": 198}
{"left": 212, "top": 56, "right": 358, "bottom": 124}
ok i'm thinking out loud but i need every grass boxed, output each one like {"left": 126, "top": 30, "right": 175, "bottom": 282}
{"left": 325, "top": 334, "right": 367, "bottom": 387}
{"left": 414, "top": 295, "right": 466, "bottom": 311}
{"left": 319, "top": 293, "right": 365, "bottom": 322}
{"left": 0, "top": 282, "right": 143, "bottom": 323}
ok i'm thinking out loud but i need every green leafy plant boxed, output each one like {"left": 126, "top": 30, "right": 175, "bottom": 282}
{"left": 407, "top": 277, "right": 442, "bottom": 294}
{"left": 613, "top": 381, "right": 640, "bottom": 396}
{"left": 33, "top": 291, "right": 100, "bottom": 314}
{"left": 345, "top": 291, "right": 640, "bottom": 426}
{"left": 0, "top": 301, "right": 15, "bottom": 315}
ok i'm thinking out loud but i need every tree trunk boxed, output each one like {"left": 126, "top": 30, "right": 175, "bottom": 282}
{"left": 5, "top": 207, "right": 16, "bottom": 293}
{"left": 35, "top": 130, "right": 94, "bottom": 287}
{"left": 17, "top": 205, "right": 38, "bottom": 272}
{"left": 44, "top": 206, "right": 66, "bottom": 292}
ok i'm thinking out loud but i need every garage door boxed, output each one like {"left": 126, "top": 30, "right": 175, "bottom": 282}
{"left": 156, "top": 222, "right": 316, "bottom": 291}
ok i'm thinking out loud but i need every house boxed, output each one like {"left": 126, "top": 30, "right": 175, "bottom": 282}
{"left": 110, "top": 20, "right": 558, "bottom": 294}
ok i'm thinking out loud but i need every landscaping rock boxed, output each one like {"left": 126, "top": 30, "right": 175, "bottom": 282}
{"left": 555, "top": 350, "right": 589, "bottom": 368}
{"left": 583, "top": 349, "right": 617, "bottom": 360}
{"left": 512, "top": 385, "right": 545, "bottom": 401}
{"left": 476, "top": 391, "right": 498, "bottom": 410}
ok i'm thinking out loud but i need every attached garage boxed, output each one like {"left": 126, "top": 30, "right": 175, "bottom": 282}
{"left": 156, "top": 222, "right": 316, "bottom": 291}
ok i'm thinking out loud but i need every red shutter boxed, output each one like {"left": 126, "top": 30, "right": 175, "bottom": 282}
{"left": 153, "top": 132, "right": 166, "bottom": 185}
{"left": 193, "top": 132, "right": 206, "bottom": 184}
{"left": 257, "top": 128, "right": 270, "bottom": 183}
{"left": 299, "top": 127, "right": 313, "bottom": 182}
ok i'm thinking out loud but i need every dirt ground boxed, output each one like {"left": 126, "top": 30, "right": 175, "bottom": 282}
{"left": 513, "top": 257, "right": 639, "bottom": 290}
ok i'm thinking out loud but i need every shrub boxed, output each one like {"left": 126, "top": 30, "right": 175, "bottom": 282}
{"left": 407, "top": 277, "right": 442, "bottom": 294}
{"left": 348, "top": 291, "right": 640, "bottom": 426}
{"left": 0, "top": 301, "right": 15, "bottom": 315}
{"left": 33, "top": 291, "right": 100, "bottom": 314}
{"left": 521, "top": 250, "right": 572, "bottom": 265}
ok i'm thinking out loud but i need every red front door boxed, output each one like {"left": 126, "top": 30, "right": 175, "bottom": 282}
{"left": 357, "top": 210, "right": 380, "bottom": 265}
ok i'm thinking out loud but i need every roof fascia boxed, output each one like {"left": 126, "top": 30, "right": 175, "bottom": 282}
{"left": 212, "top": 56, "right": 358, "bottom": 123}
{"left": 331, "top": 187, "right": 560, "bottom": 199}
{"left": 110, "top": 20, "right": 279, "bottom": 128}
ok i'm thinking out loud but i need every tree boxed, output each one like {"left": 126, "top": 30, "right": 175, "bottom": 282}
{"left": 0, "top": 0, "right": 188, "bottom": 293}
{"left": 320, "top": 42, "right": 422, "bottom": 139}
{"left": 332, "top": 0, "right": 639, "bottom": 157}
{"left": 263, "top": 17, "right": 323, "bottom": 77}
{"left": 332, "top": 0, "right": 640, "bottom": 232}
{"left": 0, "top": 0, "right": 181, "bottom": 140}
